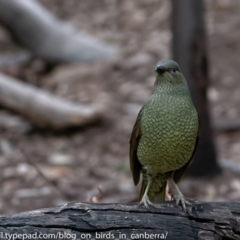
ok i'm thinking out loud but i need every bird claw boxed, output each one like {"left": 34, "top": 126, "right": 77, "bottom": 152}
{"left": 173, "top": 193, "right": 191, "bottom": 212}
{"left": 140, "top": 196, "right": 154, "bottom": 208}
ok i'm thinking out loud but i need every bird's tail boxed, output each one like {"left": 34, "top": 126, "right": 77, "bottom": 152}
{"left": 139, "top": 180, "right": 167, "bottom": 202}
{"left": 153, "top": 181, "right": 167, "bottom": 202}
{"left": 139, "top": 180, "right": 147, "bottom": 202}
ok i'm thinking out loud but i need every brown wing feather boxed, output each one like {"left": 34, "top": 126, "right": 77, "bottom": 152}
{"left": 173, "top": 121, "right": 200, "bottom": 183}
{"left": 129, "top": 108, "right": 143, "bottom": 186}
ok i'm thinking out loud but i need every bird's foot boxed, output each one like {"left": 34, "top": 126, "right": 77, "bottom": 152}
{"left": 172, "top": 192, "right": 191, "bottom": 212}
{"left": 139, "top": 195, "right": 154, "bottom": 208}
{"left": 168, "top": 178, "right": 191, "bottom": 213}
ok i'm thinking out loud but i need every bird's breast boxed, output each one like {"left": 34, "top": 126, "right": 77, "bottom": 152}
{"left": 137, "top": 94, "right": 198, "bottom": 175}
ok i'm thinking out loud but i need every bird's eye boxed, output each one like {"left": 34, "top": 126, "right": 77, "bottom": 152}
{"left": 171, "top": 68, "right": 177, "bottom": 73}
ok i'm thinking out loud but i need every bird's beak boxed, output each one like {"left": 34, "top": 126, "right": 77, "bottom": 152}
{"left": 155, "top": 65, "right": 165, "bottom": 74}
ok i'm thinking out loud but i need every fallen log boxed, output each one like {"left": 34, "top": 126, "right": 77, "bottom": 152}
{"left": 0, "top": 73, "right": 100, "bottom": 129}
{"left": 0, "top": 0, "right": 118, "bottom": 63}
{"left": 0, "top": 201, "right": 239, "bottom": 240}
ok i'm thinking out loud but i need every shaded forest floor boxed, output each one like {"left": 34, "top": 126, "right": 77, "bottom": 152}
{"left": 0, "top": 0, "right": 240, "bottom": 214}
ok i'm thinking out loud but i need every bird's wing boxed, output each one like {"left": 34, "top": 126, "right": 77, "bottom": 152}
{"left": 173, "top": 121, "right": 200, "bottom": 183}
{"left": 129, "top": 108, "right": 143, "bottom": 186}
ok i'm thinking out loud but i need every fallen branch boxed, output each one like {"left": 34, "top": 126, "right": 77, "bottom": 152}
{"left": 0, "top": 73, "right": 100, "bottom": 129}
{"left": 0, "top": 51, "right": 31, "bottom": 68}
{"left": 213, "top": 119, "right": 240, "bottom": 132}
{"left": 0, "top": 201, "right": 239, "bottom": 239}
{"left": 219, "top": 158, "right": 240, "bottom": 173}
{"left": 0, "top": 0, "right": 119, "bottom": 63}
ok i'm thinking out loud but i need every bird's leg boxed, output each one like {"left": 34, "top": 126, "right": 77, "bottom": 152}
{"left": 140, "top": 176, "right": 154, "bottom": 207}
{"left": 168, "top": 178, "right": 191, "bottom": 212}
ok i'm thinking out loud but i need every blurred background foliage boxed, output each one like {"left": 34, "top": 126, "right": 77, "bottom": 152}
{"left": 0, "top": 0, "right": 240, "bottom": 214}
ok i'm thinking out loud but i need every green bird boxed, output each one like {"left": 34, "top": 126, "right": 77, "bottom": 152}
{"left": 130, "top": 60, "right": 199, "bottom": 211}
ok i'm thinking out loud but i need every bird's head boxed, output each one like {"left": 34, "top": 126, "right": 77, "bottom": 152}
{"left": 154, "top": 60, "right": 187, "bottom": 87}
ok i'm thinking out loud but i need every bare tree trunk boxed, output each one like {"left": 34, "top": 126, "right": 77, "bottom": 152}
{"left": 171, "top": 0, "right": 221, "bottom": 176}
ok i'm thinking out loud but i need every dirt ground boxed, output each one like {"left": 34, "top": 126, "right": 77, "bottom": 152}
{"left": 0, "top": 0, "right": 240, "bottom": 214}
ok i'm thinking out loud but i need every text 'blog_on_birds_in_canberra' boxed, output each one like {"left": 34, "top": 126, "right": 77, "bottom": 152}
{"left": 129, "top": 60, "right": 199, "bottom": 212}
